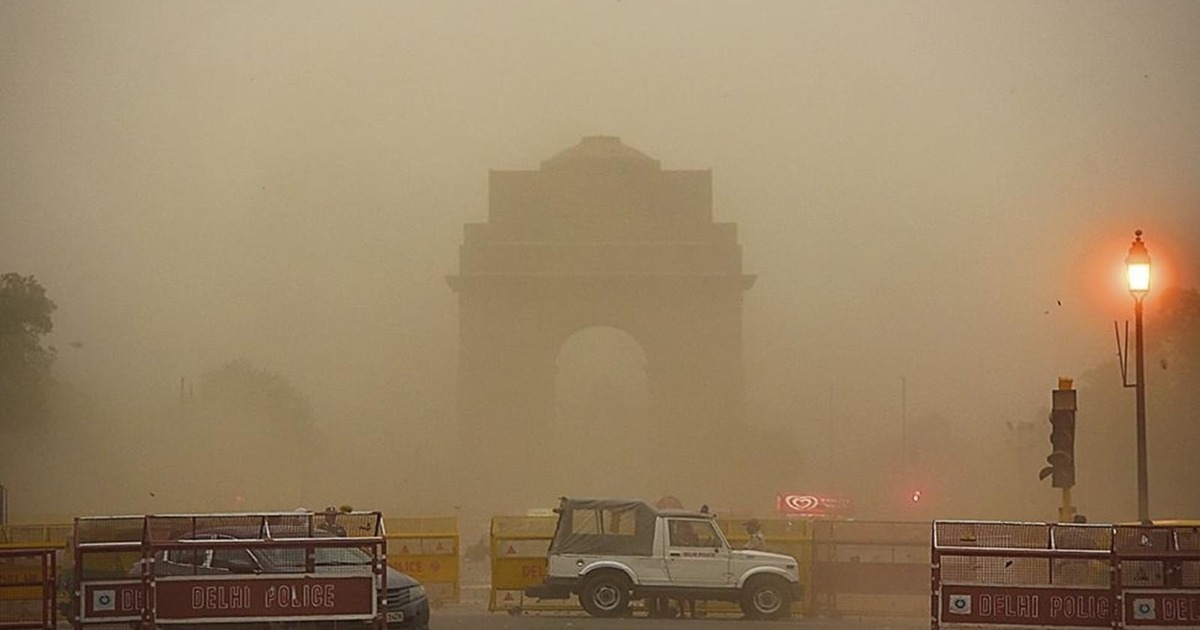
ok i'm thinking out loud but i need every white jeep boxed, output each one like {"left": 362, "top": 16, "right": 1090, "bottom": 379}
{"left": 525, "top": 497, "right": 800, "bottom": 619}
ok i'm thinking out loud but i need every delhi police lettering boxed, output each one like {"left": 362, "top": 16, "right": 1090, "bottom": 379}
{"left": 190, "top": 585, "right": 250, "bottom": 610}
{"left": 1163, "top": 596, "right": 1200, "bottom": 621}
{"left": 121, "top": 587, "right": 146, "bottom": 611}
{"left": 265, "top": 584, "right": 336, "bottom": 609}
{"left": 186, "top": 583, "right": 338, "bottom": 612}
{"left": 979, "top": 594, "right": 1039, "bottom": 618}
{"left": 1050, "top": 594, "right": 1111, "bottom": 619}
{"left": 977, "top": 592, "right": 1113, "bottom": 621}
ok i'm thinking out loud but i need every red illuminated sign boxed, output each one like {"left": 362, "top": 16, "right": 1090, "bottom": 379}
{"left": 774, "top": 493, "right": 853, "bottom": 517}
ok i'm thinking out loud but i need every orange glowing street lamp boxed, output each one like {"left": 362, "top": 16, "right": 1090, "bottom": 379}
{"left": 1127, "top": 231, "right": 1151, "bottom": 297}
{"left": 1125, "top": 230, "right": 1151, "bottom": 524}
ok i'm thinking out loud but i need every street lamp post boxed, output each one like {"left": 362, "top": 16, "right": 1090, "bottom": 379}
{"left": 1125, "top": 229, "right": 1151, "bottom": 524}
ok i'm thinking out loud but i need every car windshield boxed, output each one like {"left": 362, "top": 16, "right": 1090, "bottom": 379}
{"left": 260, "top": 545, "right": 374, "bottom": 568}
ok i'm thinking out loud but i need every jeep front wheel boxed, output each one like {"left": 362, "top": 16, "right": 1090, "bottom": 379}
{"left": 580, "top": 572, "right": 631, "bottom": 618}
{"left": 740, "top": 576, "right": 791, "bottom": 620}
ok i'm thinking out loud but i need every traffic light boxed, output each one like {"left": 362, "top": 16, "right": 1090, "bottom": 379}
{"left": 1039, "top": 382, "right": 1077, "bottom": 488}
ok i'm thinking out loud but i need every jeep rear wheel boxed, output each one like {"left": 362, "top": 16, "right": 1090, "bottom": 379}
{"left": 740, "top": 576, "right": 791, "bottom": 620}
{"left": 580, "top": 572, "right": 631, "bottom": 618}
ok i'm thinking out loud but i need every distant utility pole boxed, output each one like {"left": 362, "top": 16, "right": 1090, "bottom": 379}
{"left": 901, "top": 376, "right": 908, "bottom": 474}
{"left": 828, "top": 384, "right": 835, "bottom": 483}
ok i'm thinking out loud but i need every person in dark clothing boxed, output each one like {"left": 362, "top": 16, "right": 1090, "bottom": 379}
{"left": 317, "top": 506, "right": 347, "bottom": 536}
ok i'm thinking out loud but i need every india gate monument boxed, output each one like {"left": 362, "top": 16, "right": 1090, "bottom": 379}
{"left": 449, "top": 136, "right": 758, "bottom": 512}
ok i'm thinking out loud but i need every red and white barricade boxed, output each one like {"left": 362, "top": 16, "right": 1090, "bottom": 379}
{"left": 932, "top": 520, "right": 1200, "bottom": 629}
{"left": 72, "top": 511, "right": 389, "bottom": 629}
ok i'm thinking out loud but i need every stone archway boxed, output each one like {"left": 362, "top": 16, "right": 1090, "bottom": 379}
{"left": 551, "top": 325, "right": 650, "bottom": 495}
{"left": 448, "top": 136, "right": 755, "bottom": 511}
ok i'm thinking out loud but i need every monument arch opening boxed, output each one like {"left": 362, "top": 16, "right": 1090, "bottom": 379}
{"left": 552, "top": 325, "right": 651, "bottom": 497}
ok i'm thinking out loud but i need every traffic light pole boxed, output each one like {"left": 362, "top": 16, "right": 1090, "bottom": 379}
{"left": 1058, "top": 487, "right": 1076, "bottom": 523}
{"left": 1041, "top": 378, "right": 1078, "bottom": 521}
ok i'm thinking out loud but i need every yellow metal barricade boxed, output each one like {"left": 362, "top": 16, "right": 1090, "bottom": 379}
{"left": 811, "top": 520, "right": 929, "bottom": 617}
{"left": 0, "top": 546, "right": 59, "bottom": 628}
{"left": 384, "top": 516, "right": 460, "bottom": 606}
{"left": 0, "top": 524, "right": 73, "bottom": 548}
{"left": 489, "top": 515, "right": 576, "bottom": 613}
{"left": 1, "top": 522, "right": 72, "bottom": 619}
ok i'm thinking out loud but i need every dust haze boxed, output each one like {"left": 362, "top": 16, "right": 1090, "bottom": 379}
{"left": 2, "top": 1, "right": 1199, "bottom": 530}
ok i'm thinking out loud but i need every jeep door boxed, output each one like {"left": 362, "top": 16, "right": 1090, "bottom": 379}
{"left": 663, "top": 518, "right": 731, "bottom": 587}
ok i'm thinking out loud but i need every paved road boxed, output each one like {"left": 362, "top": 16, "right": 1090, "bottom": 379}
{"left": 430, "top": 605, "right": 928, "bottom": 630}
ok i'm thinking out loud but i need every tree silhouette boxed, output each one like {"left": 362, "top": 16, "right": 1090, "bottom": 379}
{"left": 0, "top": 273, "right": 57, "bottom": 428}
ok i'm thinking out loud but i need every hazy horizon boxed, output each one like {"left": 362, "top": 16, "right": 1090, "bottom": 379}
{"left": 2, "top": 1, "right": 1198, "bottom": 527}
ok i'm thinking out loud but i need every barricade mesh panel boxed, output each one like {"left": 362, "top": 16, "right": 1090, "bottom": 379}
{"left": 936, "top": 522, "right": 1049, "bottom": 549}
{"left": 141, "top": 512, "right": 383, "bottom": 542}
{"left": 1120, "top": 559, "right": 1163, "bottom": 586}
{"left": 1177, "top": 527, "right": 1200, "bottom": 551}
{"left": 1114, "top": 525, "right": 1170, "bottom": 554}
{"left": 1183, "top": 560, "right": 1200, "bottom": 587}
{"left": 267, "top": 512, "right": 317, "bottom": 534}
{"left": 75, "top": 517, "right": 144, "bottom": 581}
{"left": 941, "top": 554, "right": 1050, "bottom": 585}
{"left": 1051, "top": 524, "right": 1110, "bottom": 550}
{"left": 320, "top": 512, "right": 380, "bottom": 537}
{"left": 1051, "top": 558, "right": 1110, "bottom": 587}
{"left": 146, "top": 514, "right": 268, "bottom": 542}
{"left": 1180, "top": 556, "right": 1200, "bottom": 588}
{"left": 75, "top": 517, "right": 143, "bottom": 544}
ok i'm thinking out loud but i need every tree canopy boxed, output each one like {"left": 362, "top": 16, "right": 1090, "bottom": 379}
{"left": 0, "top": 273, "right": 57, "bottom": 427}
{"left": 1151, "top": 286, "right": 1200, "bottom": 379}
{"left": 196, "top": 359, "right": 315, "bottom": 429}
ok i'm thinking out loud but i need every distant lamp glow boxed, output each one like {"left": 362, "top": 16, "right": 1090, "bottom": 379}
{"left": 910, "top": 490, "right": 922, "bottom": 504}
{"left": 1126, "top": 230, "right": 1151, "bottom": 298}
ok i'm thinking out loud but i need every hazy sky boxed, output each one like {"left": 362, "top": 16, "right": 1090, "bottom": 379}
{"left": 2, "top": 1, "right": 1198, "bottom": 520}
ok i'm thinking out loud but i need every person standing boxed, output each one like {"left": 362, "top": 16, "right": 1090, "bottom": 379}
{"left": 743, "top": 519, "right": 765, "bottom": 550}
{"left": 318, "top": 506, "right": 347, "bottom": 536}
